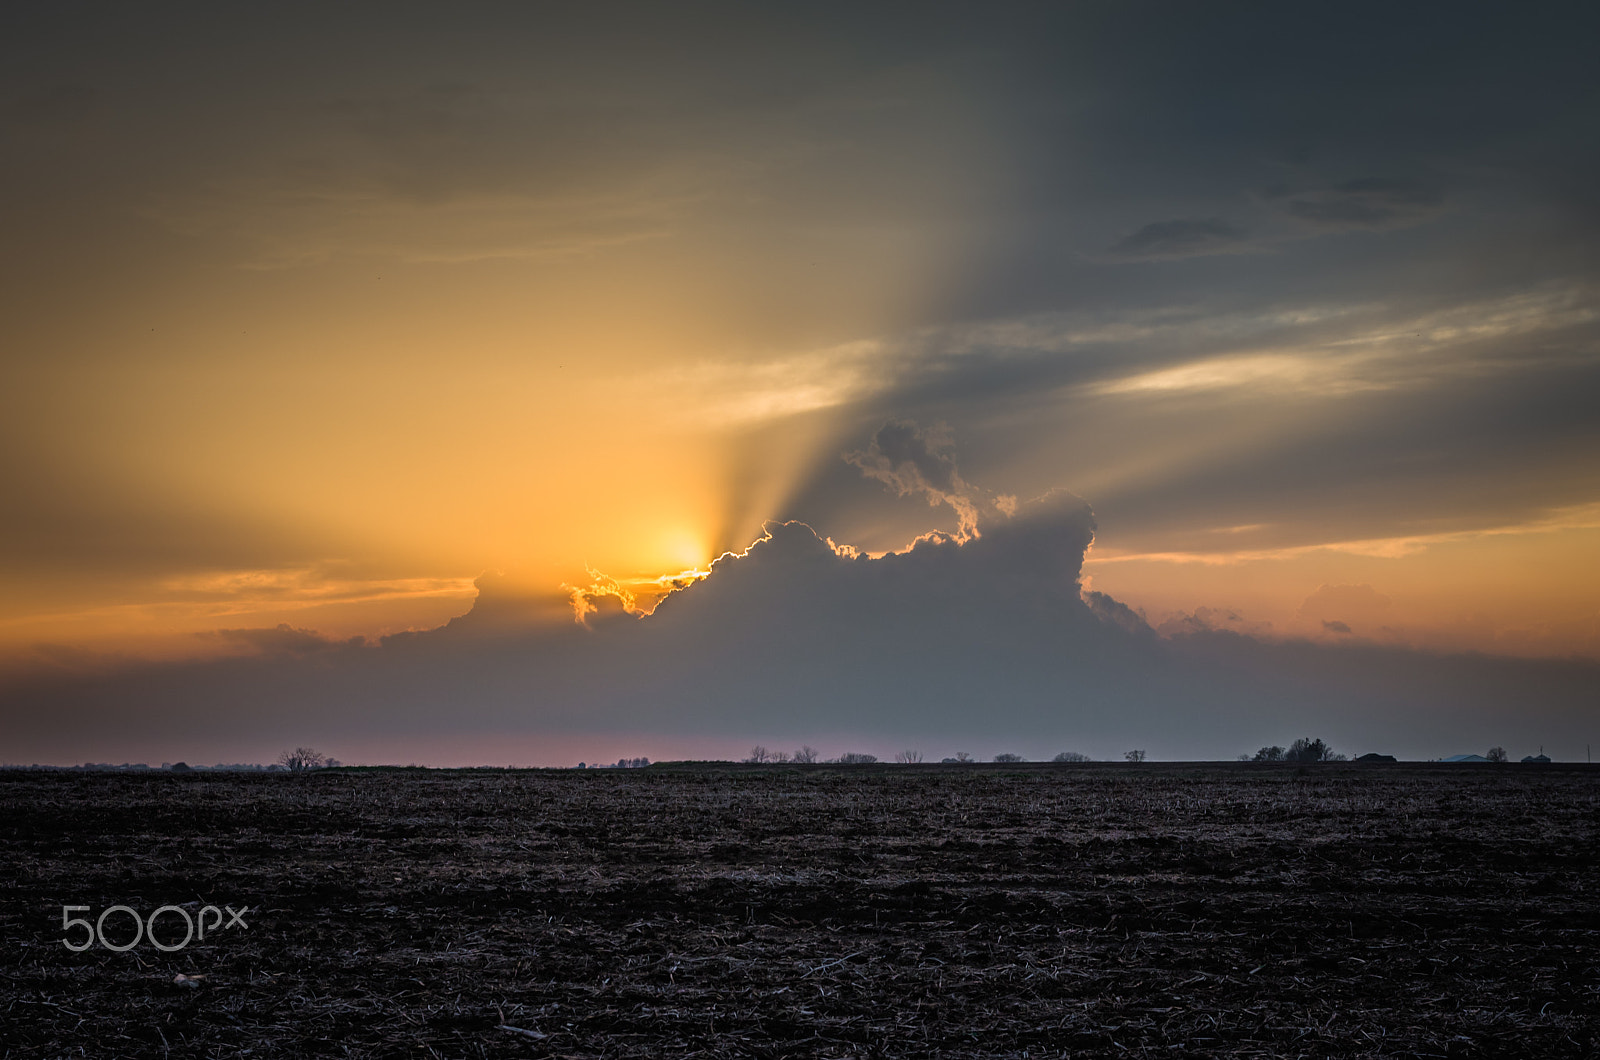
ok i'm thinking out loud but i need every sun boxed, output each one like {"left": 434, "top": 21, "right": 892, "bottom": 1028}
{"left": 658, "top": 528, "right": 710, "bottom": 572}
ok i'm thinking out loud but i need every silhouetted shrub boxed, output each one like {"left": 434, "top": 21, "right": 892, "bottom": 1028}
{"left": 1285, "top": 738, "right": 1345, "bottom": 762}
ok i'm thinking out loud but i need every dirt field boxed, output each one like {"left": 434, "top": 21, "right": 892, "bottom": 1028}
{"left": 3, "top": 763, "right": 1597, "bottom": 1058}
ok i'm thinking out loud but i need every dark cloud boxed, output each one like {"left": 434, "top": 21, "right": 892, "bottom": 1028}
{"left": 848, "top": 422, "right": 964, "bottom": 498}
{"left": 658, "top": 488, "right": 1099, "bottom": 637}
{"left": 781, "top": 298, "right": 1600, "bottom": 557}
{"left": 1323, "top": 620, "right": 1353, "bottom": 635}
{"left": 844, "top": 422, "right": 984, "bottom": 538}
{"left": 3, "top": 490, "right": 1595, "bottom": 764}
{"left": 1106, "top": 219, "right": 1253, "bottom": 261}
{"left": 1082, "top": 591, "right": 1154, "bottom": 639}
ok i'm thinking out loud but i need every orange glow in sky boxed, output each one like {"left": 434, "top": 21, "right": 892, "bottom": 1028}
{"left": 1, "top": 6, "right": 1596, "bottom": 671}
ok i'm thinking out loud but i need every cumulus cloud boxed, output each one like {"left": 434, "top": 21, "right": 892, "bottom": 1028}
{"left": 429, "top": 574, "right": 577, "bottom": 635}
{"left": 3, "top": 428, "right": 1597, "bottom": 765}
{"left": 1082, "top": 592, "right": 1155, "bottom": 638}
{"left": 0, "top": 485, "right": 1147, "bottom": 759}
{"left": 1, "top": 483, "right": 1596, "bottom": 764}
{"left": 657, "top": 488, "right": 1100, "bottom": 632}
{"left": 842, "top": 421, "right": 1021, "bottom": 543}
{"left": 845, "top": 422, "right": 980, "bottom": 539}
{"left": 1105, "top": 218, "right": 1254, "bottom": 261}
{"left": 564, "top": 569, "right": 646, "bottom": 627}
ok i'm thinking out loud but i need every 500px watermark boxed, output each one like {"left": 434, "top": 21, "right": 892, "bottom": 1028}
{"left": 60, "top": 904, "right": 250, "bottom": 952}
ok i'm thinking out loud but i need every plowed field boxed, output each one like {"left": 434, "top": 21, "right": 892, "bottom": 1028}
{"left": 3, "top": 763, "right": 1597, "bottom": 1057}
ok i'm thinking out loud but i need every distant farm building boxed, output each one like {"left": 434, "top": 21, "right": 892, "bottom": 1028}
{"left": 1441, "top": 754, "right": 1489, "bottom": 763}
{"left": 1355, "top": 753, "right": 1397, "bottom": 762}
{"left": 1521, "top": 752, "right": 1552, "bottom": 763}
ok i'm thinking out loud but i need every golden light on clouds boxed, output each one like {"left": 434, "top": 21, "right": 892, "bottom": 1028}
{"left": 1087, "top": 518, "right": 1600, "bottom": 659}
{"left": 2, "top": 5, "right": 1597, "bottom": 684}
{"left": 1089, "top": 287, "right": 1598, "bottom": 399}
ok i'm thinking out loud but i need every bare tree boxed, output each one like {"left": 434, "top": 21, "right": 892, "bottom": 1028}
{"left": 745, "top": 745, "right": 773, "bottom": 764}
{"left": 277, "top": 747, "right": 325, "bottom": 772}
{"left": 1252, "top": 745, "right": 1286, "bottom": 762}
{"left": 838, "top": 752, "right": 878, "bottom": 764}
{"left": 1285, "top": 738, "right": 1344, "bottom": 763}
{"left": 772, "top": 750, "right": 791, "bottom": 763}
{"left": 1486, "top": 746, "right": 1508, "bottom": 763}
{"left": 1124, "top": 749, "right": 1147, "bottom": 763}
{"left": 993, "top": 752, "right": 1026, "bottom": 763}
{"left": 792, "top": 745, "right": 819, "bottom": 764}
{"left": 894, "top": 750, "right": 923, "bottom": 764}
{"left": 1052, "top": 751, "right": 1091, "bottom": 763}
{"left": 953, "top": 751, "right": 973, "bottom": 763}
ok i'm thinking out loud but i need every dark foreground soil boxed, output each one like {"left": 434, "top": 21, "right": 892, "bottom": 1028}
{"left": 3, "top": 763, "right": 1598, "bottom": 1058}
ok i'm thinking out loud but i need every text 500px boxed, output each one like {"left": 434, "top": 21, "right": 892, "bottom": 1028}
{"left": 60, "top": 904, "right": 250, "bottom": 952}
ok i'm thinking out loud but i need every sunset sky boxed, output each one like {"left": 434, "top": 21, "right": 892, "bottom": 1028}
{"left": 3, "top": 3, "right": 1597, "bottom": 765}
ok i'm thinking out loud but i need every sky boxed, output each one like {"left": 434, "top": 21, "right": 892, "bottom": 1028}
{"left": 2, "top": 2, "right": 1597, "bottom": 765}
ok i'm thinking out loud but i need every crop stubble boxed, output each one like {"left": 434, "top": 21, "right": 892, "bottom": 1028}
{"left": 2, "top": 763, "right": 1597, "bottom": 1057}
